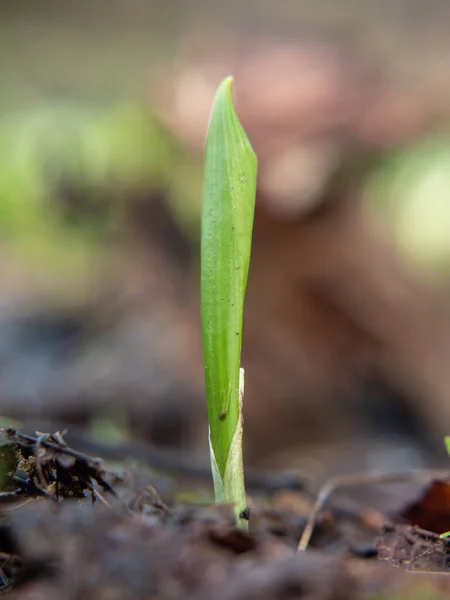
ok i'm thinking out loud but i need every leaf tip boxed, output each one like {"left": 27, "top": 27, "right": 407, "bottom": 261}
{"left": 217, "top": 76, "right": 234, "bottom": 102}
{"left": 221, "top": 75, "right": 234, "bottom": 87}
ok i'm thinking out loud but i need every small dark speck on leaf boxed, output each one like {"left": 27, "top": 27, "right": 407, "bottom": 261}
{"left": 239, "top": 507, "right": 250, "bottom": 521}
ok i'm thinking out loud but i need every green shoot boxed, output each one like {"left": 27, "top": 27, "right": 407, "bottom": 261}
{"left": 200, "top": 76, "right": 257, "bottom": 526}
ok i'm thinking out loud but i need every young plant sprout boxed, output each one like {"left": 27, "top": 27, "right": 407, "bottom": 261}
{"left": 200, "top": 76, "right": 257, "bottom": 527}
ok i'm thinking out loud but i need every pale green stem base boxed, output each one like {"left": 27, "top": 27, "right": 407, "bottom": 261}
{"left": 209, "top": 367, "right": 247, "bottom": 530}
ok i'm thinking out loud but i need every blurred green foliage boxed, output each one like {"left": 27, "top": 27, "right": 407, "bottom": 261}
{"left": 365, "top": 133, "right": 450, "bottom": 276}
{"left": 0, "top": 101, "right": 202, "bottom": 277}
{"left": 89, "top": 406, "right": 131, "bottom": 445}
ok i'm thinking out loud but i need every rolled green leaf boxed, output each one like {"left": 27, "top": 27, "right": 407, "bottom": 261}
{"left": 200, "top": 76, "right": 257, "bottom": 521}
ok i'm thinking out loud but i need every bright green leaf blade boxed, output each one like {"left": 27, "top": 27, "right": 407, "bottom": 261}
{"left": 200, "top": 76, "right": 257, "bottom": 480}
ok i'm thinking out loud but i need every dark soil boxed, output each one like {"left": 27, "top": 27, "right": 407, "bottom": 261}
{"left": 0, "top": 429, "right": 450, "bottom": 599}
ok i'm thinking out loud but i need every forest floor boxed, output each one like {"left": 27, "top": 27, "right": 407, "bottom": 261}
{"left": 1, "top": 428, "right": 450, "bottom": 599}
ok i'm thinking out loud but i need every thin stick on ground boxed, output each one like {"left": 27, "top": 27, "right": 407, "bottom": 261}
{"left": 297, "top": 468, "right": 450, "bottom": 552}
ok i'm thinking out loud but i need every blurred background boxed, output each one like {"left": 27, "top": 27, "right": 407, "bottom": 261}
{"left": 3, "top": 0, "right": 450, "bottom": 484}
